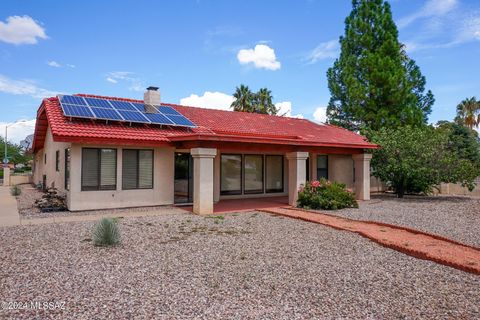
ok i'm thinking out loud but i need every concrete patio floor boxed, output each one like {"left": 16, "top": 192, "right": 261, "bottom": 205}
{"left": 180, "top": 196, "right": 289, "bottom": 214}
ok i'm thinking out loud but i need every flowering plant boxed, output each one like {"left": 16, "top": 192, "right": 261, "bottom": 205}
{"left": 297, "top": 178, "right": 358, "bottom": 210}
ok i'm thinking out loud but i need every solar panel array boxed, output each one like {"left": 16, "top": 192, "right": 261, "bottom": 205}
{"left": 58, "top": 95, "right": 195, "bottom": 127}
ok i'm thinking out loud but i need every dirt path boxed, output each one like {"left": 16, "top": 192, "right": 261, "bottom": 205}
{"left": 259, "top": 207, "right": 480, "bottom": 275}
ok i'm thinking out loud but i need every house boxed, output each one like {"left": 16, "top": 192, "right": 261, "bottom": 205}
{"left": 31, "top": 87, "right": 378, "bottom": 214}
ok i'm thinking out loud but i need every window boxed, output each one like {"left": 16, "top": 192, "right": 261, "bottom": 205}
{"left": 244, "top": 155, "right": 263, "bottom": 194}
{"left": 265, "top": 155, "right": 284, "bottom": 193}
{"left": 221, "top": 154, "right": 242, "bottom": 195}
{"left": 55, "top": 150, "right": 60, "bottom": 172}
{"left": 81, "top": 148, "right": 117, "bottom": 191}
{"left": 317, "top": 155, "right": 328, "bottom": 179}
{"left": 122, "top": 149, "right": 154, "bottom": 189}
{"left": 65, "top": 148, "right": 71, "bottom": 190}
{"left": 44, "top": 154, "right": 46, "bottom": 164}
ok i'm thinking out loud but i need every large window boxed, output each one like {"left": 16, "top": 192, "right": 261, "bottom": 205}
{"left": 244, "top": 155, "right": 263, "bottom": 194}
{"left": 317, "top": 155, "right": 328, "bottom": 179}
{"left": 265, "top": 155, "right": 284, "bottom": 193}
{"left": 122, "top": 149, "right": 154, "bottom": 189}
{"left": 221, "top": 154, "right": 242, "bottom": 195}
{"left": 64, "top": 148, "right": 71, "bottom": 190}
{"left": 81, "top": 148, "right": 117, "bottom": 191}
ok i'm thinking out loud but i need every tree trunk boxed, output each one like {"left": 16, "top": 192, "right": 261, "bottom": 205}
{"left": 397, "top": 182, "right": 405, "bottom": 198}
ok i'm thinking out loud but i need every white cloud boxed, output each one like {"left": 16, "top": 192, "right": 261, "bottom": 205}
{"left": 305, "top": 40, "right": 339, "bottom": 63}
{"left": 180, "top": 91, "right": 235, "bottom": 111}
{"left": 237, "top": 44, "right": 281, "bottom": 70}
{"left": 0, "top": 119, "right": 36, "bottom": 144}
{"left": 66, "top": 64, "right": 75, "bottom": 68}
{"left": 313, "top": 107, "right": 327, "bottom": 123}
{"left": 275, "top": 101, "right": 303, "bottom": 118}
{"left": 0, "top": 15, "right": 47, "bottom": 45}
{"left": 0, "top": 74, "right": 59, "bottom": 99}
{"left": 105, "top": 71, "right": 144, "bottom": 92}
{"left": 47, "top": 60, "right": 61, "bottom": 68}
{"left": 398, "top": 0, "right": 458, "bottom": 28}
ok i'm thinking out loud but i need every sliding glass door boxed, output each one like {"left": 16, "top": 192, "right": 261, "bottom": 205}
{"left": 174, "top": 153, "right": 193, "bottom": 204}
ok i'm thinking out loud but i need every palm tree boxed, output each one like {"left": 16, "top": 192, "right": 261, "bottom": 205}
{"left": 455, "top": 97, "right": 480, "bottom": 130}
{"left": 231, "top": 85, "right": 254, "bottom": 112}
{"left": 254, "top": 88, "right": 277, "bottom": 115}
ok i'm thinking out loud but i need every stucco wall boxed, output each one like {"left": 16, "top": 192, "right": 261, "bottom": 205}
{"left": 33, "top": 127, "right": 71, "bottom": 191}
{"left": 68, "top": 144, "right": 175, "bottom": 211}
{"left": 327, "top": 154, "right": 355, "bottom": 189}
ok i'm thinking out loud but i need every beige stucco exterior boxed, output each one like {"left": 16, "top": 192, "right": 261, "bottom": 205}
{"left": 33, "top": 129, "right": 373, "bottom": 213}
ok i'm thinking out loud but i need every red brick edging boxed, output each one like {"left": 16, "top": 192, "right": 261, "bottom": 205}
{"left": 258, "top": 207, "right": 480, "bottom": 275}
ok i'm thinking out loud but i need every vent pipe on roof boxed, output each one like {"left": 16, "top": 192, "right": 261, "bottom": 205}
{"left": 144, "top": 86, "right": 160, "bottom": 113}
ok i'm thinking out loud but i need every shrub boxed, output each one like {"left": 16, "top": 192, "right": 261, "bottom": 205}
{"left": 297, "top": 178, "right": 358, "bottom": 210}
{"left": 10, "top": 185, "right": 21, "bottom": 196}
{"left": 93, "top": 218, "right": 121, "bottom": 247}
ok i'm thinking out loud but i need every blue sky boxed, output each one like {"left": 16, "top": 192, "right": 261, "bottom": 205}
{"left": 0, "top": 0, "right": 479, "bottom": 142}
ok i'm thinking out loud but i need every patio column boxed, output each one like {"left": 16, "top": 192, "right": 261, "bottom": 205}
{"left": 352, "top": 153, "right": 372, "bottom": 201}
{"left": 286, "top": 152, "right": 309, "bottom": 206}
{"left": 191, "top": 148, "right": 217, "bottom": 215}
{"left": 3, "top": 166, "right": 10, "bottom": 186}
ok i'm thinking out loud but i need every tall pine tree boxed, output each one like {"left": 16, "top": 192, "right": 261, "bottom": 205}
{"left": 326, "top": 0, "right": 434, "bottom": 131}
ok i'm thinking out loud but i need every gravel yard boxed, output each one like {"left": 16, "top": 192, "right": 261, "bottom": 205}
{"left": 1, "top": 211, "right": 478, "bottom": 319}
{"left": 328, "top": 194, "right": 480, "bottom": 247}
{"left": 16, "top": 184, "right": 183, "bottom": 219}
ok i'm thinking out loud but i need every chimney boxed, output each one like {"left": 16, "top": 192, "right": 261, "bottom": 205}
{"left": 144, "top": 86, "right": 160, "bottom": 113}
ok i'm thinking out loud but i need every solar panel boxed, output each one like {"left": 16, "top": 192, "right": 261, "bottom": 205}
{"left": 62, "top": 104, "right": 94, "bottom": 118}
{"left": 61, "top": 95, "right": 87, "bottom": 105}
{"left": 117, "top": 110, "right": 150, "bottom": 123}
{"left": 166, "top": 114, "right": 195, "bottom": 127}
{"left": 159, "top": 106, "right": 182, "bottom": 116}
{"left": 109, "top": 100, "right": 138, "bottom": 111}
{"left": 144, "top": 113, "right": 174, "bottom": 125}
{"left": 91, "top": 107, "right": 123, "bottom": 121}
{"left": 58, "top": 95, "right": 196, "bottom": 128}
{"left": 85, "top": 97, "right": 113, "bottom": 109}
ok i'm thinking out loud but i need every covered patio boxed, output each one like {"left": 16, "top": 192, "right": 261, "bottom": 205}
{"left": 179, "top": 196, "right": 289, "bottom": 214}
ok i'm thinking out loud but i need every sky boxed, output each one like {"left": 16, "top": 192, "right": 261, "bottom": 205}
{"left": 0, "top": 0, "right": 479, "bottom": 143}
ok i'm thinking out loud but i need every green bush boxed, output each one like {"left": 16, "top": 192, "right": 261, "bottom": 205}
{"left": 93, "top": 218, "right": 121, "bottom": 247}
{"left": 10, "top": 185, "right": 21, "bottom": 196}
{"left": 297, "top": 178, "right": 358, "bottom": 210}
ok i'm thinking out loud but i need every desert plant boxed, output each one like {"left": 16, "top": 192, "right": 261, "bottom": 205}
{"left": 297, "top": 179, "right": 358, "bottom": 210}
{"left": 93, "top": 218, "right": 121, "bottom": 246}
{"left": 10, "top": 185, "right": 21, "bottom": 196}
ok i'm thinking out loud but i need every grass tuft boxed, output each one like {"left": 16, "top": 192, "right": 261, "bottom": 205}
{"left": 93, "top": 218, "right": 121, "bottom": 247}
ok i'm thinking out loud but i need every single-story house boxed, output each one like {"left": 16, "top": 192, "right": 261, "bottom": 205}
{"left": 31, "top": 87, "right": 378, "bottom": 214}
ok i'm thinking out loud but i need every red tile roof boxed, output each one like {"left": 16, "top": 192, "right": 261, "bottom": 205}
{"left": 32, "top": 94, "right": 378, "bottom": 152}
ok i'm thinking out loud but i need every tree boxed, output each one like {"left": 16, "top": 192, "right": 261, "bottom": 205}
{"left": 254, "top": 88, "right": 277, "bottom": 115}
{"left": 231, "top": 84, "right": 254, "bottom": 113}
{"left": 0, "top": 137, "right": 31, "bottom": 165}
{"left": 326, "top": 0, "right": 434, "bottom": 131}
{"left": 455, "top": 97, "right": 480, "bottom": 130}
{"left": 369, "top": 125, "right": 479, "bottom": 198}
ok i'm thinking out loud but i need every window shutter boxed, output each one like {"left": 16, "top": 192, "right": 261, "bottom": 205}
{"left": 122, "top": 150, "right": 138, "bottom": 189}
{"left": 82, "top": 149, "right": 99, "bottom": 190}
{"left": 100, "top": 149, "right": 117, "bottom": 189}
{"left": 138, "top": 150, "right": 153, "bottom": 188}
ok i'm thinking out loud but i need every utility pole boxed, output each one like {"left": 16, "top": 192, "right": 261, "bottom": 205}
{"left": 3, "top": 124, "right": 7, "bottom": 166}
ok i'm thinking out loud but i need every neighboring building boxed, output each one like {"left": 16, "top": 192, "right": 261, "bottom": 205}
{"left": 31, "top": 87, "right": 378, "bottom": 214}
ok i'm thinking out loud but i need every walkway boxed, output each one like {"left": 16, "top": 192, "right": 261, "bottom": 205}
{"left": 259, "top": 207, "right": 480, "bottom": 275}
{"left": 0, "top": 186, "right": 20, "bottom": 226}
{"left": 181, "top": 196, "right": 288, "bottom": 214}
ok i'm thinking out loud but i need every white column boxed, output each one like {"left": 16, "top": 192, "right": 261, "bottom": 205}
{"left": 352, "top": 153, "right": 372, "bottom": 200}
{"left": 286, "top": 152, "right": 309, "bottom": 206}
{"left": 191, "top": 148, "right": 217, "bottom": 215}
{"left": 3, "top": 166, "right": 10, "bottom": 186}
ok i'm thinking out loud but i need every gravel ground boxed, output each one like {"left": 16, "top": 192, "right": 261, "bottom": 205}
{"left": 328, "top": 194, "right": 480, "bottom": 247}
{"left": 0, "top": 211, "right": 478, "bottom": 319}
{"left": 16, "top": 184, "right": 183, "bottom": 219}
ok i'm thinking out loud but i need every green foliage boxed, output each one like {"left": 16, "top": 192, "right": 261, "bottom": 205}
{"left": 454, "top": 97, "right": 480, "bottom": 130}
{"left": 10, "top": 185, "right": 21, "bottom": 196}
{"left": 231, "top": 84, "right": 278, "bottom": 115}
{"left": 326, "top": 0, "right": 434, "bottom": 131}
{"left": 297, "top": 179, "right": 358, "bottom": 210}
{"left": 93, "top": 218, "right": 121, "bottom": 247}
{"left": 369, "top": 125, "right": 480, "bottom": 197}
{"left": 0, "top": 137, "right": 32, "bottom": 165}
